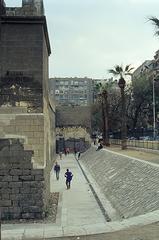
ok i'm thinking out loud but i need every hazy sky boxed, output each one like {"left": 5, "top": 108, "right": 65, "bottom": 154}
{"left": 4, "top": 0, "right": 159, "bottom": 79}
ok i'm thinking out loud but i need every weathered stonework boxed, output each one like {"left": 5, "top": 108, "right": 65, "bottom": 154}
{"left": 55, "top": 106, "right": 92, "bottom": 152}
{"left": 81, "top": 147, "right": 159, "bottom": 219}
{"left": 56, "top": 106, "right": 92, "bottom": 131}
{"left": 0, "top": 0, "right": 55, "bottom": 220}
{"left": 0, "top": 113, "right": 47, "bottom": 166}
{"left": 0, "top": 139, "right": 45, "bottom": 220}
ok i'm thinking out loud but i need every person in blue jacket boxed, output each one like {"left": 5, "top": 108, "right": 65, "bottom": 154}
{"left": 64, "top": 169, "right": 73, "bottom": 189}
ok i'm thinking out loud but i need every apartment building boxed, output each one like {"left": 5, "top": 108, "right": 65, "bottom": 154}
{"left": 49, "top": 77, "right": 94, "bottom": 106}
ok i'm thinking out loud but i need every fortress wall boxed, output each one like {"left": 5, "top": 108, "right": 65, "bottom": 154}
{"left": 0, "top": 114, "right": 44, "bottom": 167}
{"left": 0, "top": 140, "right": 44, "bottom": 220}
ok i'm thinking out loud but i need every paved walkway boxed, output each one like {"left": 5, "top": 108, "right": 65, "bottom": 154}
{"left": 2, "top": 151, "right": 159, "bottom": 240}
{"left": 50, "top": 154, "right": 106, "bottom": 227}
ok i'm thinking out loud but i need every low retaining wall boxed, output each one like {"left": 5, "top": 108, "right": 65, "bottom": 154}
{"left": 0, "top": 139, "right": 44, "bottom": 220}
{"left": 81, "top": 147, "right": 159, "bottom": 219}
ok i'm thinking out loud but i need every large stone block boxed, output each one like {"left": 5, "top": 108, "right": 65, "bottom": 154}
{"left": 21, "top": 213, "right": 35, "bottom": 219}
{"left": 0, "top": 188, "right": 11, "bottom": 194}
{"left": 0, "top": 200, "right": 12, "bottom": 207}
{"left": 34, "top": 175, "right": 44, "bottom": 181}
{"left": 11, "top": 188, "right": 20, "bottom": 194}
{"left": 31, "top": 169, "right": 44, "bottom": 175}
{"left": 12, "top": 176, "right": 19, "bottom": 182}
{"left": 22, "top": 169, "right": 31, "bottom": 175}
{"left": 10, "top": 194, "right": 21, "bottom": 201}
{"left": 0, "top": 182, "right": 8, "bottom": 188}
{"left": 2, "top": 176, "right": 12, "bottom": 181}
{"left": 19, "top": 175, "right": 34, "bottom": 181}
{"left": 22, "top": 206, "right": 42, "bottom": 213}
{"left": 9, "top": 182, "right": 22, "bottom": 188}
{"left": 1, "top": 193, "right": 10, "bottom": 200}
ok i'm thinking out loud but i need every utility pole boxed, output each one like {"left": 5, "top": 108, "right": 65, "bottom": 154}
{"left": 152, "top": 76, "right": 156, "bottom": 140}
{"left": 118, "top": 77, "right": 127, "bottom": 150}
{"left": 144, "top": 65, "right": 158, "bottom": 140}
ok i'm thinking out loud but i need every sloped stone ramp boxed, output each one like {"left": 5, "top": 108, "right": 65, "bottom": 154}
{"left": 80, "top": 146, "right": 159, "bottom": 219}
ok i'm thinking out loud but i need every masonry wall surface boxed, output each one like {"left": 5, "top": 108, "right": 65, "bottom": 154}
{"left": 0, "top": 22, "right": 43, "bottom": 85}
{"left": 0, "top": 4, "right": 55, "bottom": 219}
{"left": 81, "top": 147, "right": 159, "bottom": 219}
{"left": 0, "top": 113, "right": 44, "bottom": 167}
{"left": 0, "top": 140, "right": 44, "bottom": 220}
{"left": 56, "top": 106, "right": 92, "bottom": 131}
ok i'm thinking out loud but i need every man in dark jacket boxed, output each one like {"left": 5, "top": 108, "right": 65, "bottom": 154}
{"left": 54, "top": 162, "right": 60, "bottom": 180}
{"left": 64, "top": 169, "right": 73, "bottom": 189}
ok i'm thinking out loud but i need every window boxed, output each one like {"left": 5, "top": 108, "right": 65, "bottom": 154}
{"left": 55, "top": 90, "right": 59, "bottom": 95}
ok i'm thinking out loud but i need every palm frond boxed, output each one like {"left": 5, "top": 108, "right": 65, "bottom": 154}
{"left": 115, "top": 65, "right": 122, "bottom": 73}
{"left": 127, "top": 67, "right": 134, "bottom": 72}
{"left": 119, "top": 66, "right": 123, "bottom": 72}
{"left": 155, "top": 30, "right": 159, "bottom": 36}
{"left": 149, "top": 16, "right": 159, "bottom": 27}
{"left": 108, "top": 69, "right": 119, "bottom": 75}
{"left": 125, "top": 73, "right": 133, "bottom": 76}
{"left": 149, "top": 16, "right": 159, "bottom": 36}
{"left": 125, "top": 64, "right": 131, "bottom": 72}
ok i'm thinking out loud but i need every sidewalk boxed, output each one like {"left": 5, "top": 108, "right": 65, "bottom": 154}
{"left": 2, "top": 151, "right": 159, "bottom": 240}
{"left": 50, "top": 153, "right": 106, "bottom": 227}
{"left": 2, "top": 153, "right": 106, "bottom": 240}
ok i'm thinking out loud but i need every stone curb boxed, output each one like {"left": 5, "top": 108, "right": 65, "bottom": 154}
{"left": 2, "top": 210, "right": 159, "bottom": 239}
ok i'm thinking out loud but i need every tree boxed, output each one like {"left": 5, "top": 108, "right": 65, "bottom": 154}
{"left": 127, "top": 73, "right": 152, "bottom": 129}
{"left": 108, "top": 65, "right": 133, "bottom": 149}
{"left": 95, "top": 79, "right": 115, "bottom": 146}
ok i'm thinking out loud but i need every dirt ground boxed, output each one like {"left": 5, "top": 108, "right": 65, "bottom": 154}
{"left": 106, "top": 145, "right": 159, "bottom": 164}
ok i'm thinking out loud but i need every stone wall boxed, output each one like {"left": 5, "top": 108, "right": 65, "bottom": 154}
{"left": 0, "top": 2, "right": 55, "bottom": 220}
{"left": 0, "top": 22, "right": 43, "bottom": 86}
{"left": 0, "top": 140, "right": 44, "bottom": 220}
{"left": 5, "top": 0, "right": 44, "bottom": 17}
{"left": 0, "top": 110, "right": 56, "bottom": 214}
{"left": 56, "top": 106, "right": 92, "bottom": 131}
{"left": 0, "top": 113, "right": 44, "bottom": 167}
{"left": 81, "top": 147, "right": 159, "bottom": 219}
{"left": 56, "top": 126, "right": 91, "bottom": 153}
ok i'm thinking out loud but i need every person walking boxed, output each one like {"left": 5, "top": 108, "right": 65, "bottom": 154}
{"left": 64, "top": 148, "right": 67, "bottom": 156}
{"left": 64, "top": 169, "right": 73, "bottom": 189}
{"left": 54, "top": 162, "right": 60, "bottom": 180}
{"left": 66, "top": 148, "right": 70, "bottom": 154}
{"left": 96, "top": 142, "right": 103, "bottom": 151}
{"left": 77, "top": 151, "right": 81, "bottom": 160}
{"left": 59, "top": 151, "right": 62, "bottom": 160}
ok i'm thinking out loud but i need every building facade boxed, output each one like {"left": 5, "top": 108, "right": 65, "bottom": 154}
{"left": 49, "top": 77, "right": 94, "bottom": 106}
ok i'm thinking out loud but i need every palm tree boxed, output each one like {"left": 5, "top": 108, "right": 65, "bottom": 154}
{"left": 96, "top": 79, "right": 115, "bottom": 146}
{"left": 108, "top": 65, "right": 133, "bottom": 149}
